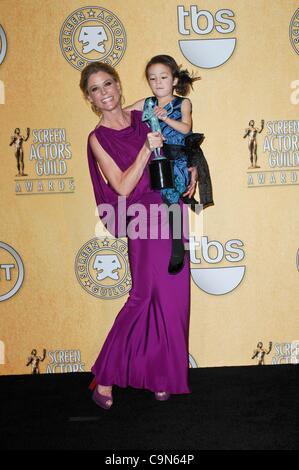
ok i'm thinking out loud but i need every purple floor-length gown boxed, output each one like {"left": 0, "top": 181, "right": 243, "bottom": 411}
{"left": 87, "top": 110, "right": 191, "bottom": 394}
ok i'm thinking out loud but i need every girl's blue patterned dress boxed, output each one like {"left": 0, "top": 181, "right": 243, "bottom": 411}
{"left": 148, "top": 95, "right": 192, "bottom": 205}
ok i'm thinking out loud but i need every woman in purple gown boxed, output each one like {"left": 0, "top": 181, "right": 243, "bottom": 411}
{"left": 80, "top": 62, "right": 198, "bottom": 409}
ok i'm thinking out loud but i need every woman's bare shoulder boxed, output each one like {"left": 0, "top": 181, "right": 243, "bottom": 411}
{"left": 88, "top": 131, "right": 103, "bottom": 155}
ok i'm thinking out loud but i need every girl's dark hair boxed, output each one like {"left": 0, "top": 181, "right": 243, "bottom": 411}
{"left": 79, "top": 62, "right": 122, "bottom": 117}
{"left": 145, "top": 54, "right": 201, "bottom": 96}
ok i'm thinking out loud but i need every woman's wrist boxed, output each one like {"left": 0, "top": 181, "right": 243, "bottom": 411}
{"left": 143, "top": 139, "right": 151, "bottom": 151}
{"left": 143, "top": 141, "right": 152, "bottom": 157}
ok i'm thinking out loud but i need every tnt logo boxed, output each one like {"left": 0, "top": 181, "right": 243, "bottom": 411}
{"left": 0, "top": 242, "right": 25, "bottom": 302}
{"left": 0, "top": 25, "right": 7, "bottom": 65}
{"left": 0, "top": 340, "right": 5, "bottom": 365}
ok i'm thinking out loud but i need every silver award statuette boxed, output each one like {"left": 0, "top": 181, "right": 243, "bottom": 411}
{"left": 142, "top": 98, "right": 174, "bottom": 190}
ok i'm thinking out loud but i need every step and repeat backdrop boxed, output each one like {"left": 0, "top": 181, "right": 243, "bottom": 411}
{"left": 0, "top": 0, "right": 298, "bottom": 375}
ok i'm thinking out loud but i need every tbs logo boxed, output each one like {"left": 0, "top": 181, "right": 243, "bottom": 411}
{"left": 190, "top": 236, "right": 245, "bottom": 295}
{"left": 177, "top": 6, "right": 236, "bottom": 68}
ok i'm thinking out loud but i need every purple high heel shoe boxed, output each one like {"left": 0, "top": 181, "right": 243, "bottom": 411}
{"left": 89, "top": 377, "right": 113, "bottom": 410}
{"left": 155, "top": 391, "right": 170, "bottom": 401}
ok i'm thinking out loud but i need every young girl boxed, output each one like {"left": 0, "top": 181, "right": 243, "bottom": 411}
{"left": 128, "top": 55, "right": 201, "bottom": 205}
{"left": 126, "top": 54, "right": 202, "bottom": 274}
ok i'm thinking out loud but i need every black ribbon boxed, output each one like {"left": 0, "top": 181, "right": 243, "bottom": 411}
{"left": 162, "top": 133, "right": 214, "bottom": 210}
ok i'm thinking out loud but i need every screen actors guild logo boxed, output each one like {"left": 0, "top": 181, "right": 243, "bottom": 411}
{"left": 75, "top": 237, "right": 131, "bottom": 299}
{"left": 289, "top": 9, "right": 299, "bottom": 56}
{"left": 251, "top": 341, "right": 272, "bottom": 365}
{"left": 46, "top": 350, "right": 85, "bottom": 373}
{"left": 26, "top": 349, "right": 46, "bottom": 374}
{"left": 272, "top": 341, "right": 299, "bottom": 364}
{"left": 80, "top": 26, "right": 107, "bottom": 54}
{"left": 13, "top": 128, "right": 75, "bottom": 195}
{"left": 247, "top": 120, "right": 299, "bottom": 188}
{"left": 60, "top": 6, "right": 126, "bottom": 70}
{"left": 9, "top": 128, "right": 30, "bottom": 177}
{"left": 243, "top": 120, "right": 265, "bottom": 169}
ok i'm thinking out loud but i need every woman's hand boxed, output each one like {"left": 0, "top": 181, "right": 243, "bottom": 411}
{"left": 153, "top": 106, "right": 168, "bottom": 121}
{"left": 182, "top": 166, "right": 198, "bottom": 198}
{"left": 146, "top": 131, "right": 165, "bottom": 151}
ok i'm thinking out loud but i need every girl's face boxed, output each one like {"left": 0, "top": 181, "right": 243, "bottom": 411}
{"left": 86, "top": 71, "right": 121, "bottom": 113}
{"left": 147, "top": 63, "right": 178, "bottom": 99}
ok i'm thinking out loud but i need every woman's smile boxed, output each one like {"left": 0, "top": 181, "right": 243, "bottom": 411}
{"left": 101, "top": 96, "right": 113, "bottom": 103}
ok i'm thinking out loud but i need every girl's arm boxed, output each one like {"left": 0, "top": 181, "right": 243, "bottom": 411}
{"left": 182, "top": 166, "right": 198, "bottom": 198}
{"left": 89, "top": 130, "right": 162, "bottom": 197}
{"left": 154, "top": 98, "right": 192, "bottom": 134}
{"left": 123, "top": 98, "right": 145, "bottom": 112}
